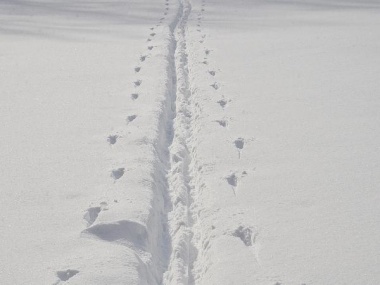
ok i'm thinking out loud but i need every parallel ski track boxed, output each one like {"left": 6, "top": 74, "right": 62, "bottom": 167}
{"left": 161, "top": 0, "right": 199, "bottom": 284}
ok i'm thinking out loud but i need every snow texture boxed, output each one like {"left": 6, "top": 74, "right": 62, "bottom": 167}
{"left": 1, "top": 0, "right": 380, "bottom": 284}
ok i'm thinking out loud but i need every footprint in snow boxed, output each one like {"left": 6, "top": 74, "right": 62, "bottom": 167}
{"left": 134, "top": 66, "right": 141, "bottom": 73}
{"left": 134, "top": 80, "right": 142, "bottom": 87}
{"left": 127, "top": 115, "right": 137, "bottom": 123}
{"left": 217, "top": 99, "right": 228, "bottom": 109}
{"left": 211, "top": 82, "right": 220, "bottom": 90}
{"left": 233, "top": 226, "right": 256, "bottom": 246}
{"left": 111, "top": 168, "right": 125, "bottom": 180}
{"left": 215, "top": 119, "right": 227, "bottom": 127}
{"left": 83, "top": 202, "right": 108, "bottom": 226}
{"left": 235, "top": 137, "right": 254, "bottom": 158}
{"left": 148, "top": 46, "right": 154, "bottom": 50}
{"left": 56, "top": 269, "right": 79, "bottom": 282}
{"left": 140, "top": 55, "right": 147, "bottom": 62}
{"left": 107, "top": 135, "right": 119, "bottom": 145}
{"left": 227, "top": 173, "right": 238, "bottom": 187}
{"left": 205, "top": 49, "right": 211, "bottom": 55}
{"left": 234, "top": 137, "right": 244, "bottom": 158}
{"left": 226, "top": 173, "right": 238, "bottom": 196}
{"left": 226, "top": 171, "right": 248, "bottom": 195}
{"left": 131, "top": 93, "right": 139, "bottom": 100}
{"left": 234, "top": 138, "right": 244, "bottom": 149}
{"left": 84, "top": 207, "right": 101, "bottom": 226}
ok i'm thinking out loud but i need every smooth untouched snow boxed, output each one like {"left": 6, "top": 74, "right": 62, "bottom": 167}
{"left": 1, "top": 0, "right": 379, "bottom": 284}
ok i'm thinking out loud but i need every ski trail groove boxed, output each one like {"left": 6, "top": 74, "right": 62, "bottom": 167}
{"left": 162, "top": 0, "right": 198, "bottom": 284}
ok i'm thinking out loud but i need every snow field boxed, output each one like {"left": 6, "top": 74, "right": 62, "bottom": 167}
{"left": 1, "top": 0, "right": 380, "bottom": 284}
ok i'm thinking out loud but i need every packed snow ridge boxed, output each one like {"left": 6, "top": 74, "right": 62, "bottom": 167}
{"left": 162, "top": 0, "right": 198, "bottom": 283}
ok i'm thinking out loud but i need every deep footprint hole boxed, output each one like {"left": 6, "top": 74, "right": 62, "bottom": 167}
{"left": 127, "top": 115, "right": 137, "bottom": 123}
{"left": 84, "top": 206, "right": 101, "bottom": 226}
{"left": 111, "top": 168, "right": 125, "bottom": 180}
{"left": 227, "top": 173, "right": 238, "bottom": 187}
{"left": 56, "top": 269, "right": 79, "bottom": 281}
{"left": 233, "top": 226, "right": 253, "bottom": 246}
{"left": 217, "top": 99, "right": 227, "bottom": 108}
{"left": 211, "top": 82, "right": 220, "bottom": 90}
{"left": 107, "top": 135, "right": 118, "bottom": 145}
{"left": 131, "top": 93, "right": 139, "bottom": 100}
{"left": 234, "top": 138, "right": 244, "bottom": 150}
{"left": 216, "top": 120, "right": 227, "bottom": 127}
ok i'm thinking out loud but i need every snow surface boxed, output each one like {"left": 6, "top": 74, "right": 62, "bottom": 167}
{"left": 1, "top": 0, "right": 380, "bottom": 284}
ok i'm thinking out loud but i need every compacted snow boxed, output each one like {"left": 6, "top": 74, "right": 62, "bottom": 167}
{"left": 1, "top": 0, "right": 379, "bottom": 284}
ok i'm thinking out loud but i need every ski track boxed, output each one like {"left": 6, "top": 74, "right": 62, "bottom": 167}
{"left": 162, "top": 0, "right": 198, "bottom": 284}
{"left": 54, "top": 0, "right": 253, "bottom": 284}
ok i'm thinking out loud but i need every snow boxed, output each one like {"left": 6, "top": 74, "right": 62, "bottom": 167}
{"left": 1, "top": 0, "right": 380, "bottom": 284}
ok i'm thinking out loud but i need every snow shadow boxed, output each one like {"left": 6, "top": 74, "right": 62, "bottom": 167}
{"left": 83, "top": 220, "right": 148, "bottom": 249}
{"left": 204, "top": 0, "right": 380, "bottom": 30}
{"left": 207, "top": 0, "right": 380, "bottom": 11}
{"left": 0, "top": 0, "right": 164, "bottom": 40}
{"left": 263, "top": 0, "right": 380, "bottom": 10}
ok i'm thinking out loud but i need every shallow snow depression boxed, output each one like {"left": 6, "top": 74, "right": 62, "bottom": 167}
{"left": 1, "top": 0, "right": 380, "bottom": 284}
